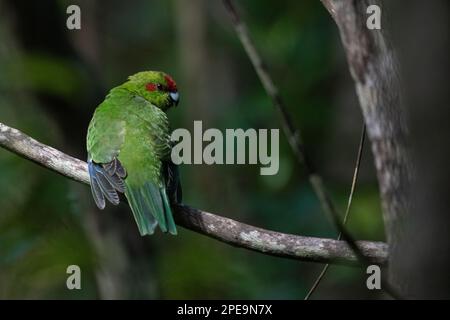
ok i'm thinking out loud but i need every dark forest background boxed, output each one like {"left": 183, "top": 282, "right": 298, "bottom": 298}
{"left": 0, "top": 0, "right": 448, "bottom": 299}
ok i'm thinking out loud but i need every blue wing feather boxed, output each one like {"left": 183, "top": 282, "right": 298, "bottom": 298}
{"left": 88, "top": 158, "right": 126, "bottom": 209}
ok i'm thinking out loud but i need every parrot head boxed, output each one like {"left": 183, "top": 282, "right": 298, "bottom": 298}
{"left": 125, "top": 71, "right": 179, "bottom": 110}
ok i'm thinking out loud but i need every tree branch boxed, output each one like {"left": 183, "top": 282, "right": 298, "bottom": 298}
{"left": 221, "top": 0, "right": 374, "bottom": 276}
{"left": 320, "top": 0, "right": 413, "bottom": 291}
{"left": 305, "top": 124, "right": 366, "bottom": 299}
{"left": 0, "top": 121, "right": 387, "bottom": 265}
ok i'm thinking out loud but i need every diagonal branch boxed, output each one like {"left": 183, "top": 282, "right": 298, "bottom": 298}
{"left": 222, "top": 0, "right": 312, "bottom": 173}
{"left": 222, "top": 0, "right": 371, "bottom": 272}
{"left": 320, "top": 0, "right": 413, "bottom": 293}
{"left": 0, "top": 121, "right": 387, "bottom": 265}
{"left": 305, "top": 124, "right": 366, "bottom": 299}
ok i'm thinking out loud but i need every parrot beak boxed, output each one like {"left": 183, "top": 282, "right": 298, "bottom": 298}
{"left": 169, "top": 91, "right": 180, "bottom": 106}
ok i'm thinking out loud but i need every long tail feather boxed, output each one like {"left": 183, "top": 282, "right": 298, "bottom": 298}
{"left": 88, "top": 157, "right": 178, "bottom": 236}
{"left": 124, "top": 181, "right": 177, "bottom": 236}
{"left": 125, "top": 185, "right": 158, "bottom": 236}
{"left": 161, "top": 188, "right": 177, "bottom": 235}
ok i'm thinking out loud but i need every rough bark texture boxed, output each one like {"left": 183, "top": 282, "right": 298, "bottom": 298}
{"left": 174, "top": 204, "right": 386, "bottom": 264}
{"left": 222, "top": 0, "right": 370, "bottom": 266}
{"left": 321, "top": 0, "right": 413, "bottom": 292}
{"left": 0, "top": 122, "right": 89, "bottom": 184}
{"left": 0, "top": 121, "right": 388, "bottom": 265}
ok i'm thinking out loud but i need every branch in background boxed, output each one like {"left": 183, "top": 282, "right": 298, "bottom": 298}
{"left": 305, "top": 124, "right": 366, "bottom": 300}
{"left": 222, "top": 0, "right": 370, "bottom": 272}
{"left": 320, "top": 0, "right": 413, "bottom": 294}
{"left": 222, "top": 0, "right": 312, "bottom": 173}
{"left": 222, "top": 1, "right": 404, "bottom": 298}
{"left": 0, "top": 121, "right": 387, "bottom": 265}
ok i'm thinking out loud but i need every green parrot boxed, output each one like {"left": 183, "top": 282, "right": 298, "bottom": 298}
{"left": 86, "top": 71, "right": 182, "bottom": 236}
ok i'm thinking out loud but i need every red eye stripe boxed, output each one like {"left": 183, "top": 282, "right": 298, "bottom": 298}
{"left": 145, "top": 83, "right": 157, "bottom": 92}
{"left": 164, "top": 75, "right": 177, "bottom": 92}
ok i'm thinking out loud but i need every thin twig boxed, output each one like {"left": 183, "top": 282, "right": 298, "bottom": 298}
{"left": 222, "top": 1, "right": 403, "bottom": 299}
{"left": 305, "top": 124, "right": 366, "bottom": 300}
{"left": 222, "top": 0, "right": 370, "bottom": 271}
{"left": 320, "top": 0, "right": 412, "bottom": 298}
{"left": 304, "top": 125, "right": 403, "bottom": 299}
{"left": 222, "top": 0, "right": 312, "bottom": 173}
{"left": 0, "top": 121, "right": 388, "bottom": 265}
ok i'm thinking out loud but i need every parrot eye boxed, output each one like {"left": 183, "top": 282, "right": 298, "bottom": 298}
{"left": 145, "top": 83, "right": 167, "bottom": 92}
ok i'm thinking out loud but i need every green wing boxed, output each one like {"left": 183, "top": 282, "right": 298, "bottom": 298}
{"left": 86, "top": 90, "right": 128, "bottom": 209}
{"left": 87, "top": 93, "right": 127, "bottom": 164}
{"left": 87, "top": 88, "right": 177, "bottom": 236}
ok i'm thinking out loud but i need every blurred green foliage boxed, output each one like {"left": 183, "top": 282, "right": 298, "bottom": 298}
{"left": 0, "top": 0, "right": 385, "bottom": 299}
